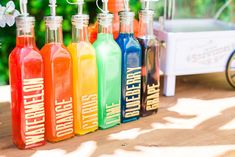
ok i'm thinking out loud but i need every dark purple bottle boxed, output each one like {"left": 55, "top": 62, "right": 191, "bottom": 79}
{"left": 137, "top": 9, "right": 160, "bottom": 117}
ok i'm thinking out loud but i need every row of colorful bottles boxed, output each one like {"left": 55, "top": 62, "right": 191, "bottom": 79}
{"left": 9, "top": 0, "right": 159, "bottom": 149}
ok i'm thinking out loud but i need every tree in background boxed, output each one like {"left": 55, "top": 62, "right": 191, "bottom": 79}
{"left": 0, "top": 0, "right": 233, "bottom": 85}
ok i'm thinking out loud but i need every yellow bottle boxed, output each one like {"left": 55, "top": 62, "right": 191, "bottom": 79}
{"left": 68, "top": 13, "right": 98, "bottom": 135}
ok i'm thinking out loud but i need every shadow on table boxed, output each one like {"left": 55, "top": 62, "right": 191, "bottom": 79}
{"left": 1, "top": 73, "right": 235, "bottom": 157}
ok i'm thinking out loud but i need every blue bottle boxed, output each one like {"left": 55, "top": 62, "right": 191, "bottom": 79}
{"left": 116, "top": 11, "right": 142, "bottom": 123}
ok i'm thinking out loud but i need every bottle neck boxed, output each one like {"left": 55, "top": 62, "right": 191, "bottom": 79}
{"left": 138, "top": 13, "right": 154, "bottom": 39}
{"left": 98, "top": 23, "right": 113, "bottom": 34}
{"left": 120, "top": 16, "right": 134, "bottom": 34}
{"left": 72, "top": 23, "right": 88, "bottom": 42}
{"left": 44, "top": 17, "right": 63, "bottom": 44}
{"left": 98, "top": 14, "right": 113, "bottom": 34}
{"left": 71, "top": 15, "right": 90, "bottom": 43}
{"left": 16, "top": 24, "right": 36, "bottom": 47}
{"left": 46, "top": 26, "right": 63, "bottom": 43}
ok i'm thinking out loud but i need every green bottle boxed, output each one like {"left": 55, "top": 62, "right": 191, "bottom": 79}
{"left": 93, "top": 13, "right": 122, "bottom": 129}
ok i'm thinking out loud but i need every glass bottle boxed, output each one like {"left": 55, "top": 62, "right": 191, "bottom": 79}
{"left": 116, "top": 11, "right": 142, "bottom": 123}
{"left": 68, "top": 14, "right": 98, "bottom": 135}
{"left": 93, "top": 13, "right": 122, "bottom": 129}
{"left": 9, "top": 16, "right": 45, "bottom": 149}
{"left": 137, "top": 10, "right": 160, "bottom": 117}
{"left": 40, "top": 16, "right": 74, "bottom": 142}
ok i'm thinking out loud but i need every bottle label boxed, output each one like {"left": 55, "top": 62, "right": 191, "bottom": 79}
{"left": 125, "top": 67, "right": 141, "bottom": 118}
{"left": 23, "top": 78, "right": 45, "bottom": 146}
{"left": 55, "top": 97, "right": 73, "bottom": 137}
{"left": 105, "top": 102, "right": 120, "bottom": 125}
{"left": 81, "top": 94, "right": 98, "bottom": 130}
{"left": 146, "top": 83, "right": 160, "bottom": 111}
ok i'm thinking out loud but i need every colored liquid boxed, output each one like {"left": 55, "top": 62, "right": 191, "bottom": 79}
{"left": 137, "top": 38, "right": 160, "bottom": 117}
{"left": 88, "top": 20, "right": 120, "bottom": 44}
{"left": 116, "top": 33, "right": 142, "bottom": 123}
{"left": 68, "top": 42, "right": 98, "bottom": 135}
{"left": 88, "top": 22, "right": 98, "bottom": 44}
{"left": 40, "top": 43, "right": 74, "bottom": 142}
{"left": 9, "top": 36, "right": 45, "bottom": 149}
{"left": 88, "top": 20, "right": 139, "bottom": 44}
{"left": 93, "top": 33, "right": 122, "bottom": 129}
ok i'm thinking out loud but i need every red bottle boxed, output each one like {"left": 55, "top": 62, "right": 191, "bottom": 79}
{"left": 9, "top": 16, "right": 46, "bottom": 149}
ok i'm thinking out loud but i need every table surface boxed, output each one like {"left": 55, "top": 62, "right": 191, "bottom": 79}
{"left": 1, "top": 73, "right": 235, "bottom": 157}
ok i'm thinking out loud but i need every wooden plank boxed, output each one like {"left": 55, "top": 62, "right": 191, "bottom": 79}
{"left": 0, "top": 73, "right": 235, "bottom": 157}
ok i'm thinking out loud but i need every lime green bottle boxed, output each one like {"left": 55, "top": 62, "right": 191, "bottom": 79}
{"left": 93, "top": 13, "right": 121, "bottom": 129}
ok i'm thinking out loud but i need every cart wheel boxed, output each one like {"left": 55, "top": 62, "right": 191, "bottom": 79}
{"left": 226, "top": 50, "right": 235, "bottom": 89}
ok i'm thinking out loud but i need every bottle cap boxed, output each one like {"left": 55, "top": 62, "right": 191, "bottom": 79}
{"left": 118, "top": 11, "right": 134, "bottom": 17}
{"left": 72, "top": 14, "right": 89, "bottom": 21}
{"left": 44, "top": 16, "right": 63, "bottom": 22}
{"left": 139, "top": 9, "right": 154, "bottom": 16}
{"left": 139, "top": 9, "right": 154, "bottom": 23}
{"left": 16, "top": 15, "right": 35, "bottom": 22}
{"left": 98, "top": 13, "right": 113, "bottom": 27}
{"left": 44, "top": 16, "right": 63, "bottom": 30}
{"left": 118, "top": 11, "right": 134, "bottom": 23}
{"left": 16, "top": 16, "right": 35, "bottom": 33}
{"left": 98, "top": 12, "right": 113, "bottom": 19}
{"left": 72, "top": 14, "right": 89, "bottom": 28}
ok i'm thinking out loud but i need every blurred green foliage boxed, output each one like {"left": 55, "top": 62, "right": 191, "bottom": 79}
{"left": 0, "top": 0, "right": 234, "bottom": 85}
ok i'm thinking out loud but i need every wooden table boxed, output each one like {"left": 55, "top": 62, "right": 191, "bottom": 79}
{"left": 1, "top": 73, "right": 235, "bottom": 157}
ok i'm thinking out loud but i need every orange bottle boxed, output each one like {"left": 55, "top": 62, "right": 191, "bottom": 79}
{"left": 88, "top": 0, "right": 138, "bottom": 43}
{"left": 40, "top": 16, "right": 74, "bottom": 142}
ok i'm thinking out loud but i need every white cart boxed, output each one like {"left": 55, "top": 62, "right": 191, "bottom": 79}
{"left": 154, "top": 0, "right": 235, "bottom": 96}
